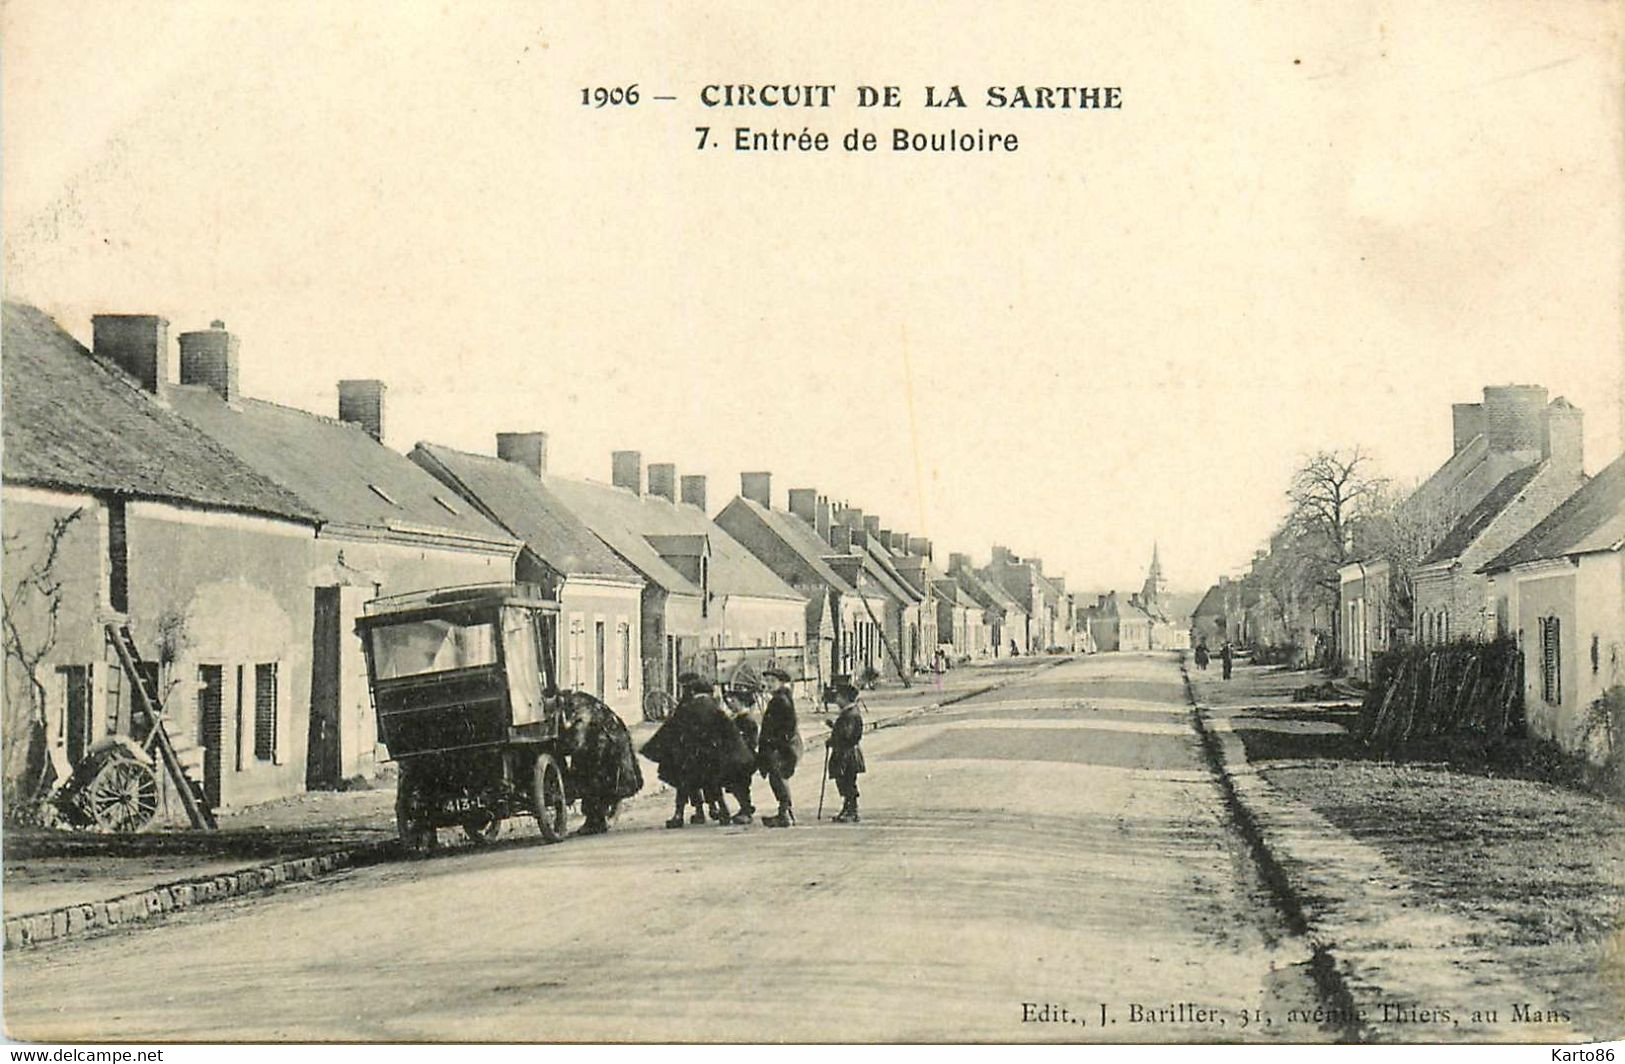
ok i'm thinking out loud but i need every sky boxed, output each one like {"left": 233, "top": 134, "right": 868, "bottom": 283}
{"left": 4, "top": 1, "right": 1621, "bottom": 595}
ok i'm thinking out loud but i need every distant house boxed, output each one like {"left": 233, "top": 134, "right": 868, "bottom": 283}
{"left": 948, "top": 553, "right": 1026, "bottom": 657}
{"left": 409, "top": 438, "right": 647, "bottom": 723}
{"left": 546, "top": 458, "right": 808, "bottom": 697}
{"left": 983, "top": 546, "right": 1053, "bottom": 652}
{"left": 2, "top": 304, "right": 321, "bottom": 811}
{"left": 1412, "top": 398, "right": 1585, "bottom": 645}
{"left": 1190, "top": 581, "right": 1229, "bottom": 650}
{"left": 1481, "top": 451, "right": 1625, "bottom": 759}
{"left": 833, "top": 508, "right": 925, "bottom": 681}
{"left": 715, "top": 485, "right": 888, "bottom": 685}
{"left": 1340, "top": 384, "right": 1579, "bottom": 678}
{"left": 159, "top": 326, "right": 521, "bottom": 789}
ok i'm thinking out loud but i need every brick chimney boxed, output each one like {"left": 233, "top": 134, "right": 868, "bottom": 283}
{"left": 680, "top": 474, "right": 708, "bottom": 511}
{"left": 908, "top": 536, "right": 933, "bottom": 561}
{"left": 991, "top": 545, "right": 1015, "bottom": 566}
{"left": 1482, "top": 385, "right": 1548, "bottom": 456}
{"left": 890, "top": 531, "right": 909, "bottom": 553}
{"left": 1452, "top": 402, "right": 1485, "bottom": 453}
{"left": 788, "top": 488, "right": 818, "bottom": 526}
{"left": 648, "top": 463, "right": 677, "bottom": 503}
{"left": 741, "top": 471, "right": 772, "bottom": 508}
{"left": 612, "top": 451, "right": 642, "bottom": 494}
{"left": 948, "top": 552, "right": 971, "bottom": 574}
{"left": 815, "top": 495, "right": 831, "bottom": 540}
{"left": 496, "top": 432, "right": 548, "bottom": 476}
{"left": 93, "top": 314, "right": 169, "bottom": 393}
{"left": 337, "top": 379, "right": 385, "bottom": 441}
{"left": 1543, "top": 398, "right": 1585, "bottom": 475}
{"left": 836, "top": 507, "right": 865, "bottom": 532}
{"left": 829, "top": 525, "right": 853, "bottom": 553}
{"left": 178, "top": 321, "right": 240, "bottom": 403}
{"left": 863, "top": 515, "right": 881, "bottom": 537}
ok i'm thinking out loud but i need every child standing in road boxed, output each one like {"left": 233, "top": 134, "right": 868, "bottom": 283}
{"left": 826, "top": 680, "right": 866, "bottom": 824}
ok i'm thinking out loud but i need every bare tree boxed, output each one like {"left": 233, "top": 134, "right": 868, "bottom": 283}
{"left": 1360, "top": 481, "right": 1457, "bottom": 640}
{"left": 1283, "top": 448, "right": 1389, "bottom": 663}
{"left": 2, "top": 508, "right": 84, "bottom": 819}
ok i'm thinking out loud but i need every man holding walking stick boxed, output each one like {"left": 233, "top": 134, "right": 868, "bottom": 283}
{"left": 823, "top": 677, "right": 866, "bottom": 824}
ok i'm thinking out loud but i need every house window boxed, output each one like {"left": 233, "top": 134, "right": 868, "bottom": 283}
{"left": 1540, "top": 616, "right": 1562, "bottom": 706}
{"left": 58, "top": 665, "right": 95, "bottom": 766}
{"left": 254, "top": 663, "right": 279, "bottom": 763}
{"left": 617, "top": 623, "right": 631, "bottom": 691}
{"left": 568, "top": 616, "right": 586, "bottom": 690}
{"left": 107, "top": 499, "right": 128, "bottom": 614}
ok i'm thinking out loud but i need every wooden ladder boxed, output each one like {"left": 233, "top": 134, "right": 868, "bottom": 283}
{"left": 104, "top": 623, "right": 217, "bottom": 830}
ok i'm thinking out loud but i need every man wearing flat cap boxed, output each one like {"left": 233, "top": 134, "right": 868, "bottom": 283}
{"left": 825, "top": 679, "right": 866, "bottom": 823}
{"left": 756, "top": 668, "right": 803, "bottom": 827}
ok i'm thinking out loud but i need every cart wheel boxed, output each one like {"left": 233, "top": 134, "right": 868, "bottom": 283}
{"left": 84, "top": 756, "right": 159, "bottom": 833}
{"left": 530, "top": 752, "right": 567, "bottom": 843}
{"left": 395, "top": 768, "right": 438, "bottom": 854}
{"left": 462, "top": 809, "right": 502, "bottom": 845}
{"left": 642, "top": 689, "right": 676, "bottom": 722}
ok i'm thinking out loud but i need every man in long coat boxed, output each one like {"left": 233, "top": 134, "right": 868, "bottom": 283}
{"left": 723, "top": 684, "right": 761, "bottom": 824}
{"left": 641, "top": 674, "right": 712, "bottom": 828}
{"left": 756, "top": 668, "right": 802, "bottom": 827}
{"left": 559, "top": 691, "right": 643, "bottom": 835}
{"left": 826, "top": 681, "right": 866, "bottom": 823}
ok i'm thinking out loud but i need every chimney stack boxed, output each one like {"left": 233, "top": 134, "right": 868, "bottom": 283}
{"left": 829, "top": 525, "right": 853, "bottom": 553}
{"left": 863, "top": 515, "right": 881, "bottom": 537}
{"left": 1482, "top": 385, "right": 1548, "bottom": 456}
{"left": 680, "top": 474, "right": 708, "bottom": 511}
{"left": 496, "top": 432, "right": 548, "bottom": 476}
{"left": 908, "top": 536, "right": 933, "bottom": 561}
{"left": 612, "top": 451, "right": 642, "bottom": 494}
{"left": 337, "top": 378, "right": 385, "bottom": 441}
{"left": 815, "top": 496, "right": 832, "bottom": 540}
{"left": 1452, "top": 402, "right": 1485, "bottom": 454}
{"left": 788, "top": 488, "right": 818, "bottom": 526}
{"left": 179, "top": 321, "right": 241, "bottom": 404}
{"left": 948, "top": 552, "right": 971, "bottom": 574}
{"left": 648, "top": 463, "right": 677, "bottom": 503}
{"left": 991, "top": 545, "right": 1015, "bottom": 566}
{"left": 1543, "top": 398, "right": 1585, "bottom": 475}
{"left": 890, "top": 532, "right": 909, "bottom": 553}
{"left": 741, "top": 471, "right": 772, "bottom": 508}
{"left": 93, "top": 314, "right": 169, "bottom": 393}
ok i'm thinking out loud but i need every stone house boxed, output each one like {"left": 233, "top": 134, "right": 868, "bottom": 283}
{"left": 409, "top": 438, "right": 647, "bottom": 723}
{"left": 545, "top": 458, "right": 808, "bottom": 697}
{"left": 2, "top": 304, "right": 322, "bottom": 812}
{"left": 1481, "top": 451, "right": 1624, "bottom": 759}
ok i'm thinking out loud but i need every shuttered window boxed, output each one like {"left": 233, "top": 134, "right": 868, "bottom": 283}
{"left": 1540, "top": 617, "right": 1561, "bottom": 706}
{"left": 254, "top": 663, "right": 279, "bottom": 762}
{"left": 617, "top": 623, "right": 631, "bottom": 691}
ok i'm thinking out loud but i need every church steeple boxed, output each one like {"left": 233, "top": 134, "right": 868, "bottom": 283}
{"left": 1140, "top": 542, "right": 1167, "bottom": 615}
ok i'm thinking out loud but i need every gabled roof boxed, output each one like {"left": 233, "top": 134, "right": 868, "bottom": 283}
{"left": 857, "top": 536, "right": 922, "bottom": 604}
{"left": 1191, "top": 584, "right": 1227, "bottom": 619}
{"left": 165, "top": 385, "right": 513, "bottom": 548}
{"left": 1482, "top": 452, "right": 1625, "bottom": 573}
{"left": 1, "top": 302, "right": 315, "bottom": 523}
{"left": 1422, "top": 463, "right": 1545, "bottom": 565}
{"left": 410, "top": 443, "right": 639, "bottom": 581}
{"left": 547, "top": 479, "right": 803, "bottom": 602}
{"left": 721, "top": 496, "right": 858, "bottom": 596}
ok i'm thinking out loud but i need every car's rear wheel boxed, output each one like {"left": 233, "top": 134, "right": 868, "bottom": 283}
{"left": 530, "top": 753, "right": 567, "bottom": 843}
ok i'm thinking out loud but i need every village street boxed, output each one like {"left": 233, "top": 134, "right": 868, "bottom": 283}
{"left": 3, "top": 653, "right": 1336, "bottom": 1043}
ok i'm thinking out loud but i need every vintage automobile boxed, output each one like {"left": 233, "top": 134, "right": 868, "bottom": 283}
{"left": 355, "top": 583, "right": 578, "bottom": 851}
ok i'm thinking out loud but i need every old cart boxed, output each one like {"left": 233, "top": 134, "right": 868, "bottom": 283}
{"left": 355, "top": 583, "right": 573, "bottom": 851}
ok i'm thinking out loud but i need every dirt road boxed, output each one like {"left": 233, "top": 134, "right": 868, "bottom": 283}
{"left": 5, "top": 653, "right": 1328, "bottom": 1042}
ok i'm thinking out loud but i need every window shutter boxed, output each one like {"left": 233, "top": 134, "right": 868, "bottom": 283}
{"left": 255, "top": 663, "right": 280, "bottom": 763}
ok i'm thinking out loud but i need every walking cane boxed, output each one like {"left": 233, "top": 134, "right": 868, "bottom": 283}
{"left": 817, "top": 742, "right": 830, "bottom": 820}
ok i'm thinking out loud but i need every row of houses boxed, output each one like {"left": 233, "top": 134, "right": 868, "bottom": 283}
{"left": 1193, "top": 382, "right": 1621, "bottom": 760}
{"left": 0, "top": 303, "right": 1089, "bottom": 810}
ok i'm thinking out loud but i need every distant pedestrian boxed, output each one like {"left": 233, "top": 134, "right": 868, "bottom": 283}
{"left": 757, "top": 668, "right": 803, "bottom": 827}
{"left": 1194, "top": 640, "right": 1210, "bottom": 672}
{"left": 825, "top": 680, "right": 866, "bottom": 824}
{"left": 1221, "top": 642, "right": 1234, "bottom": 681}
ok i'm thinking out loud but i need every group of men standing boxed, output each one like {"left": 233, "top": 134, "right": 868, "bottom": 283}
{"left": 639, "top": 668, "right": 867, "bottom": 828}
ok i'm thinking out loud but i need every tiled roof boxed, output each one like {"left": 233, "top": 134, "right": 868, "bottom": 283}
{"left": 1422, "top": 463, "right": 1544, "bottom": 565}
{"left": 410, "top": 443, "right": 639, "bottom": 581}
{"left": 166, "top": 386, "right": 513, "bottom": 547}
{"left": 725, "top": 497, "right": 858, "bottom": 596}
{"left": 1, "top": 302, "right": 315, "bottom": 523}
{"left": 547, "top": 479, "right": 803, "bottom": 602}
{"left": 1481, "top": 452, "right": 1625, "bottom": 572}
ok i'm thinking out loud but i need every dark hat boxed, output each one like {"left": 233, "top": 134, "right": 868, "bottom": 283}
{"left": 835, "top": 681, "right": 860, "bottom": 701}
{"left": 762, "top": 668, "right": 792, "bottom": 682}
{"left": 678, "top": 672, "right": 713, "bottom": 692}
